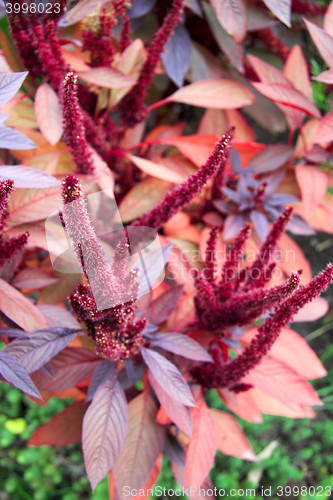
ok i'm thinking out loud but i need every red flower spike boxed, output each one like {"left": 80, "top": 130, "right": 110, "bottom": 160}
{"left": 82, "top": 7, "right": 116, "bottom": 67}
{"left": 0, "top": 180, "right": 28, "bottom": 268}
{"left": 204, "top": 227, "right": 220, "bottom": 283}
{"left": 220, "top": 224, "right": 251, "bottom": 293}
{"left": 60, "top": 74, "right": 95, "bottom": 175}
{"left": 61, "top": 176, "right": 146, "bottom": 362}
{"left": 119, "top": 0, "right": 185, "bottom": 127}
{"left": 131, "top": 131, "right": 233, "bottom": 230}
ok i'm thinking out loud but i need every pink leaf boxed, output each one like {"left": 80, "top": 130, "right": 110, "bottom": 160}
{"left": 114, "top": 392, "right": 164, "bottom": 494}
{"left": 0, "top": 279, "right": 47, "bottom": 331}
{"left": 166, "top": 80, "right": 254, "bottom": 109}
{"left": 324, "top": 1, "right": 333, "bottom": 37}
{"left": 210, "top": 0, "right": 247, "bottom": 43}
{"left": 83, "top": 376, "right": 128, "bottom": 490}
{"left": 295, "top": 163, "right": 328, "bottom": 216}
{"left": 293, "top": 296, "right": 329, "bottom": 322}
{"left": 77, "top": 67, "right": 135, "bottom": 89}
{"left": 243, "top": 358, "right": 322, "bottom": 406}
{"left": 313, "top": 68, "right": 333, "bottom": 84}
{"left": 29, "top": 401, "right": 88, "bottom": 446}
{"left": 248, "top": 54, "right": 292, "bottom": 85}
{"left": 218, "top": 388, "right": 263, "bottom": 423}
{"left": 242, "top": 328, "right": 326, "bottom": 380}
{"left": 313, "top": 110, "right": 333, "bottom": 143}
{"left": 34, "top": 83, "right": 63, "bottom": 146}
{"left": 12, "top": 268, "right": 59, "bottom": 289}
{"left": 149, "top": 372, "right": 192, "bottom": 436}
{"left": 126, "top": 154, "right": 186, "bottom": 184}
{"left": 185, "top": 398, "right": 216, "bottom": 489}
{"left": 249, "top": 387, "right": 316, "bottom": 418}
{"left": 210, "top": 408, "right": 256, "bottom": 460}
{"left": 142, "top": 348, "right": 195, "bottom": 406}
{"left": 252, "top": 82, "right": 321, "bottom": 118}
{"left": 262, "top": 0, "right": 291, "bottom": 26}
{"left": 284, "top": 46, "right": 312, "bottom": 99}
{"left": 304, "top": 19, "right": 333, "bottom": 68}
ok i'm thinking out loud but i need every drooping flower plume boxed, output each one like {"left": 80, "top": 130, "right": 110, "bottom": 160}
{"left": 0, "top": 180, "right": 28, "bottom": 268}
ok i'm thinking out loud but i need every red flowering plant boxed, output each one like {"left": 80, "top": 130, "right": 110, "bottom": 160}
{"left": 0, "top": 0, "right": 333, "bottom": 494}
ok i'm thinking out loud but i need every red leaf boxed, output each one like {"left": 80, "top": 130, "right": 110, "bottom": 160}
{"left": 0, "top": 279, "right": 47, "bottom": 331}
{"left": 113, "top": 392, "right": 164, "bottom": 494}
{"left": 34, "top": 83, "right": 63, "bottom": 146}
{"left": 210, "top": 0, "right": 247, "bottom": 43}
{"left": 149, "top": 372, "right": 192, "bottom": 437}
{"left": 142, "top": 348, "right": 195, "bottom": 406}
{"left": 83, "top": 376, "right": 128, "bottom": 490}
{"left": 262, "top": 0, "right": 291, "bottom": 26}
{"left": 210, "top": 408, "right": 256, "bottom": 460}
{"left": 295, "top": 163, "right": 328, "bottom": 216}
{"left": 252, "top": 82, "right": 321, "bottom": 118}
{"left": 242, "top": 328, "right": 326, "bottom": 380}
{"left": 28, "top": 401, "right": 88, "bottom": 446}
{"left": 166, "top": 80, "right": 254, "bottom": 109}
{"left": 313, "top": 110, "right": 333, "bottom": 143}
{"left": 304, "top": 19, "right": 333, "bottom": 68}
{"left": 243, "top": 358, "right": 322, "bottom": 406}
{"left": 284, "top": 46, "right": 312, "bottom": 99}
{"left": 185, "top": 399, "right": 216, "bottom": 489}
{"left": 35, "top": 347, "right": 102, "bottom": 391}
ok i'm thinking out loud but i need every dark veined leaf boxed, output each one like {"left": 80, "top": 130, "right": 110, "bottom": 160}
{"left": 161, "top": 23, "right": 192, "bottom": 87}
{"left": 141, "top": 348, "right": 195, "bottom": 407}
{"left": 3, "top": 327, "right": 77, "bottom": 373}
{"left": 145, "top": 285, "right": 184, "bottom": 325}
{"left": 113, "top": 392, "right": 164, "bottom": 495}
{"left": 149, "top": 372, "right": 192, "bottom": 436}
{"left": 28, "top": 401, "right": 89, "bottom": 446}
{"left": 86, "top": 360, "right": 115, "bottom": 402}
{"left": 0, "top": 351, "right": 41, "bottom": 399}
{"left": 185, "top": 398, "right": 216, "bottom": 489}
{"left": 151, "top": 333, "right": 213, "bottom": 362}
{"left": 35, "top": 347, "right": 102, "bottom": 391}
{"left": 83, "top": 375, "right": 128, "bottom": 490}
{"left": 0, "top": 165, "right": 60, "bottom": 188}
{"left": 0, "top": 72, "right": 28, "bottom": 107}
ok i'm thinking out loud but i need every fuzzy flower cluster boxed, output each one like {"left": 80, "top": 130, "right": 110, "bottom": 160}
{"left": 191, "top": 209, "right": 333, "bottom": 391}
{"left": 61, "top": 175, "right": 145, "bottom": 361}
{"left": 0, "top": 180, "right": 28, "bottom": 269}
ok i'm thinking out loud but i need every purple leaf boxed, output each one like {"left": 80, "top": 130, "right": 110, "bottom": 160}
{"left": 248, "top": 145, "right": 293, "bottom": 173}
{"left": 222, "top": 187, "right": 242, "bottom": 203}
{"left": 184, "top": 0, "right": 202, "bottom": 15}
{"left": 136, "top": 244, "right": 173, "bottom": 296}
{"left": 0, "top": 72, "right": 28, "bottom": 107}
{"left": 266, "top": 193, "right": 299, "bottom": 206}
{"left": 114, "top": 392, "right": 164, "bottom": 495}
{"left": 37, "top": 305, "right": 81, "bottom": 329}
{"left": 83, "top": 375, "right": 128, "bottom": 490}
{"left": 86, "top": 360, "right": 115, "bottom": 402}
{"left": 0, "top": 122, "right": 36, "bottom": 150}
{"left": 223, "top": 214, "right": 246, "bottom": 240}
{"left": 161, "top": 23, "right": 192, "bottom": 87}
{"left": 264, "top": 170, "right": 284, "bottom": 196}
{"left": 118, "top": 361, "right": 145, "bottom": 390}
{"left": 145, "top": 285, "right": 183, "bottom": 325}
{"left": 35, "top": 347, "right": 102, "bottom": 391}
{"left": 129, "top": 0, "right": 157, "bottom": 18}
{"left": 142, "top": 348, "right": 195, "bottom": 407}
{"left": 0, "top": 328, "right": 30, "bottom": 339}
{"left": 213, "top": 199, "right": 230, "bottom": 214}
{"left": 0, "top": 351, "right": 41, "bottom": 399}
{"left": 149, "top": 372, "right": 192, "bottom": 437}
{"left": 287, "top": 214, "right": 316, "bottom": 235}
{"left": 231, "top": 148, "right": 241, "bottom": 174}
{"left": 151, "top": 332, "right": 213, "bottom": 362}
{"left": 250, "top": 210, "right": 269, "bottom": 241}
{"left": 0, "top": 165, "right": 60, "bottom": 188}
{"left": 3, "top": 327, "right": 77, "bottom": 374}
